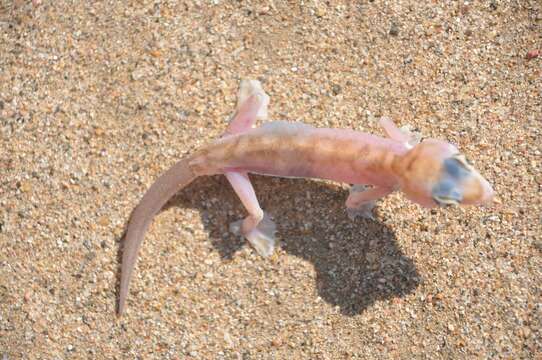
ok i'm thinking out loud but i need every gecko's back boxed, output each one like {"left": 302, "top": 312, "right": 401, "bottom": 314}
{"left": 194, "top": 121, "right": 408, "bottom": 185}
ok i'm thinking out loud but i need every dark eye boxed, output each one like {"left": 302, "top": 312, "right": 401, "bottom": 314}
{"left": 444, "top": 156, "right": 471, "bottom": 179}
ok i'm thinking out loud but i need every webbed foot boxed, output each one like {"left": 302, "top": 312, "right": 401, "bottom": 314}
{"left": 399, "top": 124, "right": 422, "bottom": 147}
{"left": 230, "top": 213, "right": 277, "bottom": 257}
{"left": 347, "top": 202, "right": 376, "bottom": 220}
{"left": 379, "top": 117, "right": 423, "bottom": 148}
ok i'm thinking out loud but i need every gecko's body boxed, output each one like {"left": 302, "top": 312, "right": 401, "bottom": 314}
{"left": 118, "top": 80, "right": 494, "bottom": 315}
{"left": 193, "top": 122, "right": 405, "bottom": 186}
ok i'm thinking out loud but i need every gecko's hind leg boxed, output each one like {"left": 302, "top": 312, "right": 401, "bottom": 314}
{"left": 224, "top": 80, "right": 269, "bottom": 135}
{"left": 346, "top": 185, "right": 393, "bottom": 220}
{"left": 226, "top": 171, "right": 277, "bottom": 257}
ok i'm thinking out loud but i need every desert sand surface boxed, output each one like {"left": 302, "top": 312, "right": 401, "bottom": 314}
{"left": 1, "top": 1, "right": 540, "bottom": 358}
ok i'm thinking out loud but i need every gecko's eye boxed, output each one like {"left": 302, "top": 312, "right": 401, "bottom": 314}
{"left": 432, "top": 179, "right": 463, "bottom": 207}
{"left": 444, "top": 155, "right": 472, "bottom": 180}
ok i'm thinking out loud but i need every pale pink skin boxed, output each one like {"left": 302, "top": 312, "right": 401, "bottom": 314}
{"left": 118, "top": 80, "right": 494, "bottom": 314}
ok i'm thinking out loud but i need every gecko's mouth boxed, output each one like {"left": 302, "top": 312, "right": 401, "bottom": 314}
{"left": 432, "top": 178, "right": 463, "bottom": 206}
{"left": 432, "top": 194, "right": 460, "bottom": 207}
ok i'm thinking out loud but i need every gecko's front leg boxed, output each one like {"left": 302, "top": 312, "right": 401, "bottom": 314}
{"left": 346, "top": 185, "right": 393, "bottom": 220}
{"left": 226, "top": 172, "right": 277, "bottom": 257}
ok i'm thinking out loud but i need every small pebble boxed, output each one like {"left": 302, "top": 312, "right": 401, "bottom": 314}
{"left": 525, "top": 50, "right": 539, "bottom": 60}
{"left": 389, "top": 22, "right": 400, "bottom": 36}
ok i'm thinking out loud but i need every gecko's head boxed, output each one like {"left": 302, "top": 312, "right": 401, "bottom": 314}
{"left": 396, "top": 139, "right": 494, "bottom": 208}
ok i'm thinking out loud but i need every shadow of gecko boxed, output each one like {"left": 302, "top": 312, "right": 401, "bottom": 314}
{"left": 151, "top": 174, "right": 421, "bottom": 316}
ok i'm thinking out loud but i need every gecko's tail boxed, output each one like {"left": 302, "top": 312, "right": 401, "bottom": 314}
{"left": 118, "top": 156, "right": 198, "bottom": 315}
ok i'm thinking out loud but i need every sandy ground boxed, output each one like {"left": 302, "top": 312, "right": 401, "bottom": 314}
{"left": 1, "top": 0, "right": 541, "bottom": 358}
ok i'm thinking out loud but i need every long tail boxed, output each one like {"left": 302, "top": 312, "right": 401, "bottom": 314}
{"left": 118, "top": 156, "right": 198, "bottom": 315}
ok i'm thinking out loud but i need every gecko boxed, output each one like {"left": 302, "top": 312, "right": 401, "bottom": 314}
{"left": 117, "top": 80, "right": 494, "bottom": 315}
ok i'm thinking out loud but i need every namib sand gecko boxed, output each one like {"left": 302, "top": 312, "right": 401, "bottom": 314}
{"left": 118, "top": 80, "right": 494, "bottom": 314}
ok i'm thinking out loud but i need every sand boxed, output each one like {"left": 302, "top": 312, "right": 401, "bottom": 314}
{"left": 1, "top": 0, "right": 540, "bottom": 358}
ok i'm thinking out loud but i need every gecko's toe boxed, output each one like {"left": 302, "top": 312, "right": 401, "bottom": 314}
{"left": 246, "top": 213, "right": 277, "bottom": 257}
{"left": 247, "top": 230, "right": 275, "bottom": 257}
{"left": 399, "top": 125, "right": 423, "bottom": 147}
{"left": 347, "top": 202, "right": 376, "bottom": 220}
{"left": 257, "top": 213, "right": 276, "bottom": 236}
